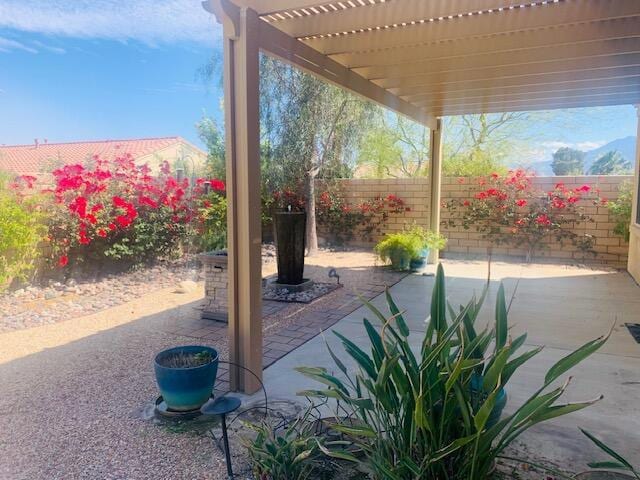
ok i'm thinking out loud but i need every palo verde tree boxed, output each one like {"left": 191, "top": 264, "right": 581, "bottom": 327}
{"left": 356, "top": 112, "right": 430, "bottom": 178}
{"left": 443, "top": 112, "right": 531, "bottom": 176}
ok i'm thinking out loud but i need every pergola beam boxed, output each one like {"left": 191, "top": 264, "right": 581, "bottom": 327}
{"left": 256, "top": 18, "right": 436, "bottom": 128}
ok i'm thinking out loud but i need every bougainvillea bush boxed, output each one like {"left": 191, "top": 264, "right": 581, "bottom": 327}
{"left": 444, "top": 169, "right": 601, "bottom": 261}
{"left": 15, "top": 154, "right": 225, "bottom": 274}
{"left": 316, "top": 189, "right": 409, "bottom": 244}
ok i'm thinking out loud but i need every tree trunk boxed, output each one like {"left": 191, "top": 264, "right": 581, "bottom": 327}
{"left": 305, "top": 169, "right": 319, "bottom": 256}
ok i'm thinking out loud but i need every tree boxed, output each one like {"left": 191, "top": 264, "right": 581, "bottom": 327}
{"left": 196, "top": 116, "right": 225, "bottom": 180}
{"left": 588, "top": 150, "right": 632, "bottom": 175}
{"left": 357, "top": 113, "right": 430, "bottom": 178}
{"left": 551, "top": 147, "right": 584, "bottom": 175}
{"left": 260, "top": 55, "right": 376, "bottom": 255}
{"left": 442, "top": 113, "right": 530, "bottom": 176}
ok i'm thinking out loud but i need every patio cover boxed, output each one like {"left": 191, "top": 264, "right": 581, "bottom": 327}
{"left": 204, "top": 0, "right": 640, "bottom": 392}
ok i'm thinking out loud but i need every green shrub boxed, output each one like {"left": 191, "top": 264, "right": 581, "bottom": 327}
{"left": 374, "top": 232, "right": 422, "bottom": 270}
{"left": 0, "top": 184, "right": 44, "bottom": 289}
{"left": 608, "top": 181, "right": 632, "bottom": 242}
{"left": 404, "top": 224, "right": 447, "bottom": 251}
{"left": 297, "top": 264, "right": 609, "bottom": 479}
{"left": 242, "top": 408, "right": 328, "bottom": 480}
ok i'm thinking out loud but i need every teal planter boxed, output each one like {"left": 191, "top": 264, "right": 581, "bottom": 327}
{"left": 154, "top": 345, "right": 219, "bottom": 411}
{"left": 410, "top": 248, "right": 431, "bottom": 270}
{"left": 389, "top": 252, "right": 410, "bottom": 271}
{"left": 470, "top": 373, "right": 507, "bottom": 428}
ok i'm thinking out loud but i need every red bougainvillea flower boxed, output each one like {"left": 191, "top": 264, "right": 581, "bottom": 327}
{"left": 567, "top": 196, "right": 579, "bottom": 204}
{"left": 210, "top": 179, "right": 225, "bottom": 191}
{"left": 58, "top": 256, "right": 69, "bottom": 267}
{"left": 576, "top": 185, "right": 591, "bottom": 193}
{"left": 535, "top": 214, "right": 552, "bottom": 226}
{"left": 490, "top": 172, "right": 499, "bottom": 179}
{"left": 97, "top": 228, "right": 107, "bottom": 238}
{"left": 515, "top": 199, "right": 527, "bottom": 207}
{"left": 463, "top": 200, "right": 470, "bottom": 207}
{"left": 108, "top": 222, "right": 117, "bottom": 230}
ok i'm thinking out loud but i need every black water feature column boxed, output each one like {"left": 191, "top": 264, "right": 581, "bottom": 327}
{"left": 274, "top": 211, "right": 306, "bottom": 285}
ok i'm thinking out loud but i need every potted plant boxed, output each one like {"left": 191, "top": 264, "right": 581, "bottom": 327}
{"left": 154, "top": 345, "right": 219, "bottom": 411}
{"left": 374, "top": 232, "right": 422, "bottom": 271}
{"left": 404, "top": 224, "right": 447, "bottom": 270}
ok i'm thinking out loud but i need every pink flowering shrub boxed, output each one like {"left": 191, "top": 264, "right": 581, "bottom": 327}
{"left": 15, "top": 154, "right": 225, "bottom": 272}
{"left": 445, "top": 170, "right": 602, "bottom": 261}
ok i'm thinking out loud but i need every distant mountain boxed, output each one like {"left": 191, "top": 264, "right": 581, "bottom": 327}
{"left": 583, "top": 136, "right": 636, "bottom": 173}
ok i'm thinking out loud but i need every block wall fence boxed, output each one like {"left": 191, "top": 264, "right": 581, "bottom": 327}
{"left": 318, "top": 175, "right": 632, "bottom": 268}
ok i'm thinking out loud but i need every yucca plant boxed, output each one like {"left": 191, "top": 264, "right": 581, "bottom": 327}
{"left": 296, "top": 264, "right": 609, "bottom": 479}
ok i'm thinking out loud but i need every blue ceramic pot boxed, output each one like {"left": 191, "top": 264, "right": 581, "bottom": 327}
{"left": 470, "top": 373, "right": 507, "bottom": 428}
{"left": 154, "top": 345, "right": 219, "bottom": 411}
{"left": 410, "top": 248, "right": 431, "bottom": 270}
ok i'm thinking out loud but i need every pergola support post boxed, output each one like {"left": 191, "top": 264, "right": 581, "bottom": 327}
{"left": 428, "top": 119, "right": 443, "bottom": 264}
{"left": 627, "top": 105, "right": 640, "bottom": 283}
{"left": 208, "top": 0, "right": 263, "bottom": 393}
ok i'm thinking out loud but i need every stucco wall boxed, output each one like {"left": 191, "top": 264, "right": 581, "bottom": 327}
{"left": 321, "top": 175, "right": 632, "bottom": 268}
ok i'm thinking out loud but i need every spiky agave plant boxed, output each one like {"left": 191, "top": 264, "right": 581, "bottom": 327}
{"left": 296, "top": 264, "right": 609, "bottom": 479}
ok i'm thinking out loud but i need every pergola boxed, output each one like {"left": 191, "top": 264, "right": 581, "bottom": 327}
{"left": 203, "top": 0, "right": 640, "bottom": 392}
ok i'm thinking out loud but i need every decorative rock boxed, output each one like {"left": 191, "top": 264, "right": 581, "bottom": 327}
{"left": 174, "top": 280, "right": 198, "bottom": 294}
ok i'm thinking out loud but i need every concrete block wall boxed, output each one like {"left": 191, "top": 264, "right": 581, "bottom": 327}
{"left": 318, "top": 178, "right": 431, "bottom": 246}
{"left": 321, "top": 175, "right": 632, "bottom": 267}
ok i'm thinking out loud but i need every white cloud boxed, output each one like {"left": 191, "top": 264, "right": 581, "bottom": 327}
{"left": 31, "top": 40, "right": 66, "bottom": 54}
{"left": 541, "top": 140, "right": 606, "bottom": 152}
{"left": 0, "top": 36, "right": 37, "bottom": 53}
{"left": 0, "top": 0, "right": 220, "bottom": 45}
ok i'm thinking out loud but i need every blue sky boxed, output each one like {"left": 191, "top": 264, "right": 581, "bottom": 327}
{"left": 0, "top": 0, "right": 637, "bottom": 167}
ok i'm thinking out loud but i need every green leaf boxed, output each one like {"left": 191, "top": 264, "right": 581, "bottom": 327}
{"left": 331, "top": 424, "right": 377, "bottom": 438}
{"left": 315, "top": 440, "right": 358, "bottom": 462}
{"left": 544, "top": 330, "right": 610, "bottom": 386}
{"left": 501, "top": 346, "right": 543, "bottom": 385}
{"left": 482, "top": 347, "right": 511, "bottom": 392}
{"left": 386, "top": 288, "right": 410, "bottom": 336}
{"left": 333, "top": 330, "right": 377, "bottom": 379}
{"left": 474, "top": 383, "right": 501, "bottom": 432}
{"left": 429, "top": 263, "right": 447, "bottom": 335}
{"left": 495, "top": 283, "right": 508, "bottom": 351}
{"left": 581, "top": 428, "right": 635, "bottom": 470}
{"left": 587, "top": 461, "right": 628, "bottom": 470}
{"left": 530, "top": 398, "right": 602, "bottom": 423}
{"left": 427, "top": 435, "right": 476, "bottom": 464}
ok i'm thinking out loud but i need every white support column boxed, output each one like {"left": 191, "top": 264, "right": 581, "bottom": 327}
{"left": 208, "top": 0, "right": 263, "bottom": 393}
{"left": 627, "top": 105, "right": 640, "bottom": 282}
{"left": 428, "top": 119, "right": 443, "bottom": 264}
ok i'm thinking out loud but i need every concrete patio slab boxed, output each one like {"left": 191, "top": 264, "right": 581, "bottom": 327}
{"left": 257, "top": 259, "right": 640, "bottom": 469}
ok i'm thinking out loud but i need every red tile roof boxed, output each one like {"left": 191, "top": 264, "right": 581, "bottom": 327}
{"left": 0, "top": 137, "right": 191, "bottom": 176}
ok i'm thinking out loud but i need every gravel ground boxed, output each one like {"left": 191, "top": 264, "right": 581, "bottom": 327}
{"left": 0, "top": 247, "right": 387, "bottom": 480}
{"left": 0, "top": 246, "right": 277, "bottom": 333}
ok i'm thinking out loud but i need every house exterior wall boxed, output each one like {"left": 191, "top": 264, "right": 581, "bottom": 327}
{"left": 320, "top": 175, "right": 631, "bottom": 268}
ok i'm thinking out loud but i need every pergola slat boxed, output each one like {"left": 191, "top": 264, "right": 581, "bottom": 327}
{"left": 392, "top": 65, "right": 640, "bottom": 99}
{"left": 302, "top": 0, "right": 640, "bottom": 55}
{"left": 356, "top": 37, "right": 640, "bottom": 81}
{"left": 375, "top": 53, "right": 640, "bottom": 90}
{"left": 262, "top": 0, "right": 530, "bottom": 38}
{"left": 438, "top": 93, "right": 640, "bottom": 116}
{"left": 414, "top": 83, "right": 640, "bottom": 109}
{"left": 403, "top": 72, "right": 640, "bottom": 103}
{"left": 330, "top": 18, "right": 640, "bottom": 68}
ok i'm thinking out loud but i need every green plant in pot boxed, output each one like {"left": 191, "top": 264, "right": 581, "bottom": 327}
{"left": 374, "top": 232, "right": 422, "bottom": 271}
{"left": 296, "top": 264, "right": 609, "bottom": 479}
{"left": 404, "top": 224, "right": 447, "bottom": 270}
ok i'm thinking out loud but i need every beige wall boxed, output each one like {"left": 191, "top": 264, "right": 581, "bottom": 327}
{"left": 322, "top": 175, "right": 632, "bottom": 268}
{"left": 627, "top": 107, "right": 640, "bottom": 282}
{"left": 136, "top": 141, "right": 208, "bottom": 175}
